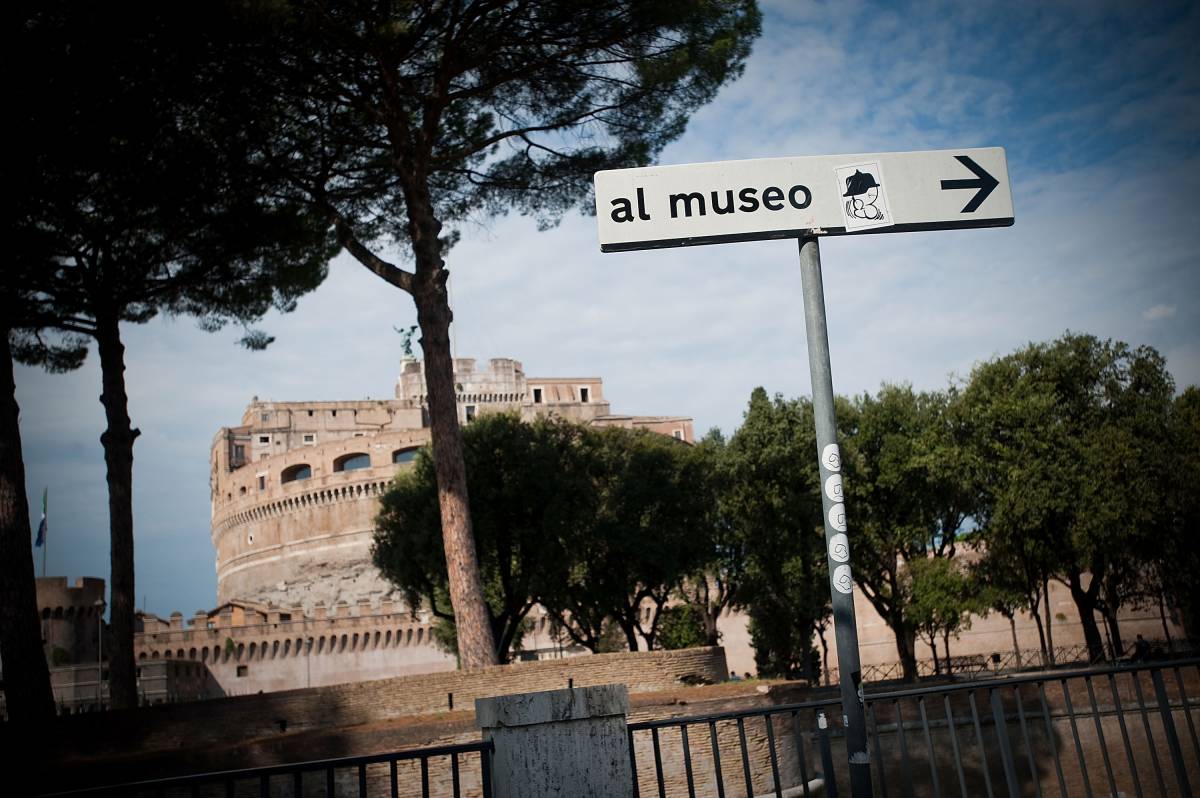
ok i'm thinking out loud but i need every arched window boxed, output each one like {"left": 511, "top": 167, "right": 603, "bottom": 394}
{"left": 392, "top": 448, "right": 420, "bottom": 465}
{"left": 281, "top": 463, "right": 312, "bottom": 484}
{"left": 334, "top": 452, "right": 371, "bottom": 472}
{"left": 416, "top": 627, "right": 424, "bottom": 645}
{"left": 279, "top": 463, "right": 312, "bottom": 482}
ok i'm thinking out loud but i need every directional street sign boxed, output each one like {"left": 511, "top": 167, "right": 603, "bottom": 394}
{"left": 596, "top": 144, "right": 1016, "bottom": 798}
{"left": 594, "top": 146, "right": 1013, "bottom": 252}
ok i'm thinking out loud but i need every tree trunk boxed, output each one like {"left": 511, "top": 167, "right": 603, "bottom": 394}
{"left": 1159, "top": 591, "right": 1173, "bottom": 650}
{"left": 1008, "top": 614, "right": 1022, "bottom": 669}
{"left": 894, "top": 617, "right": 918, "bottom": 681}
{"left": 927, "top": 634, "right": 941, "bottom": 676}
{"left": 941, "top": 630, "right": 952, "bottom": 672}
{"left": 620, "top": 613, "right": 641, "bottom": 652}
{"left": 1042, "top": 575, "right": 1056, "bottom": 666}
{"left": 1066, "top": 570, "right": 1106, "bottom": 663}
{"left": 818, "top": 624, "right": 830, "bottom": 686}
{"left": 412, "top": 285, "right": 498, "bottom": 669}
{"left": 94, "top": 311, "right": 139, "bottom": 709}
{"left": 1103, "top": 580, "right": 1124, "bottom": 658}
{"left": 0, "top": 331, "right": 56, "bottom": 723}
{"left": 393, "top": 155, "right": 498, "bottom": 670}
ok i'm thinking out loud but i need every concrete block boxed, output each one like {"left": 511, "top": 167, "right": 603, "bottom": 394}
{"left": 477, "top": 684, "right": 633, "bottom": 798}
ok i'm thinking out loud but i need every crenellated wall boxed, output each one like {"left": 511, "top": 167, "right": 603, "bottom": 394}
{"left": 135, "top": 600, "right": 457, "bottom": 695}
{"left": 36, "top": 577, "right": 107, "bottom": 665}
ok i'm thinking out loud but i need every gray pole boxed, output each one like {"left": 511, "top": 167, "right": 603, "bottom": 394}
{"left": 798, "top": 235, "right": 872, "bottom": 797}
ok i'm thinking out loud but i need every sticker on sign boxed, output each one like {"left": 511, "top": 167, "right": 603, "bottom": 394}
{"left": 594, "top": 147, "right": 1013, "bottom": 252}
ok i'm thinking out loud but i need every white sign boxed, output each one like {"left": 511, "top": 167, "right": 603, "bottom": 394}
{"left": 833, "top": 564, "right": 854, "bottom": 594}
{"left": 595, "top": 147, "right": 1013, "bottom": 252}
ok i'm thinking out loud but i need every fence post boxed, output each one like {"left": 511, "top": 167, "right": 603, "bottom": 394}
{"left": 476, "top": 683, "right": 634, "bottom": 798}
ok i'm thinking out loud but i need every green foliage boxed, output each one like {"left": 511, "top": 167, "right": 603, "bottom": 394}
{"left": 236, "top": 0, "right": 762, "bottom": 241}
{"left": 374, "top": 414, "right": 589, "bottom": 662}
{"left": 966, "top": 332, "right": 1177, "bottom": 660}
{"left": 723, "top": 388, "right": 829, "bottom": 680}
{"left": 1156, "top": 387, "right": 1200, "bottom": 641}
{"left": 12, "top": 3, "right": 337, "bottom": 357}
{"left": 49, "top": 646, "right": 72, "bottom": 667}
{"left": 658, "top": 605, "right": 709, "bottom": 651}
{"left": 374, "top": 414, "right": 711, "bottom": 658}
{"left": 906, "top": 556, "right": 978, "bottom": 650}
{"left": 838, "top": 384, "right": 981, "bottom": 679}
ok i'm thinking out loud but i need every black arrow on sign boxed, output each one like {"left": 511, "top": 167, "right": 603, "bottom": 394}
{"left": 940, "top": 155, "right": 999, "bottom": 213}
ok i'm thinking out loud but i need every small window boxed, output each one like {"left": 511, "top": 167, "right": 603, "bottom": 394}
{"left": 393, "top": 449, "right": 419, "bottom": 465}
{"left": 465, "top": 405, "right": 476, "bottom": 422}
{"left": 307, "top": 410, "right": 314, "bottom": 417}
{"left": 233, "top": 444, "right": 245, "bottom": 461}
{"left": 281, "top": 464, "right": 312, "bottom": 483}
{"left": 303, "top": 434, "right": 315, "bottom": 444}
{"left": 331, "top": 410, "right": 337, "bottom": 417}
{"left": 334, "top": 453, "right": 371, "bottom": 472}
{"left": 236, "top": 665, "right": 248, "bottom": 677}
{"left": 533, "top": 388, "right": 543, "bottom": 404}
{"left": 258, "top": 436, "right": 269, "bottom": 444}
{"left": 673, "top": 430, "right": 684, "bottom": 440}
{"left": 239, "top": 486, "right": 246, "bottom": 495}
{"left": 353, "top": 432, "right": 365, "bottom": 437}
{"left": 580, "top": 387, "right": 589, "bottom": 403}
{"left": 261, "top": 412, "right": 270, "bottom": 422}
{"left": 247, "top": 533, "right": 255, "bottom": 545}
{"left": 257, "top": 475, "right": 266, "bottom": 490}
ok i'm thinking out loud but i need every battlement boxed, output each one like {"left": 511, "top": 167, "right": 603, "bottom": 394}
{"left": 36, "top": 576, "right": 106, "bottom": 615}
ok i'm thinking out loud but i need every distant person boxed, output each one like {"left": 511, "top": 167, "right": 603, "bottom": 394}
{"left": 729, "top": 671, "right": 741, "bottom": 681}
{"left": 744, "top": 672, "right": 753, "bottom": 681}
{"left": 1132, "top": 634, "right": 1151, "bottom": 661}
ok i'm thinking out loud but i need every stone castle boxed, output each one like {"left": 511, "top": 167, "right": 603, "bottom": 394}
{"left": 122, "top": 357, "right": 696, "bottom": 697}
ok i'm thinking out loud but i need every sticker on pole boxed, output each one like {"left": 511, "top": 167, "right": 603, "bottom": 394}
{"left": 833, "top": 564, "right": 854, "bottom": 594}
{"left": 822, "top": 444, "right": 842, "bottom": 473}
{"left": 836, "top": 162, "right": 892, "bottom": 232}
{"left": 829, "top": 533, "right": 850, "bottom": 562}
{"left": 828, "top": 503, "right": 848, "bottom": 532}
{"left": 824, "top": 474, "right": 844, "bottom": 502}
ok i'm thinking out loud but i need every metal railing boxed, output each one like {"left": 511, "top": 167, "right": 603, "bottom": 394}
{"left": 37, "top": 740, "right": 494, "bottom": 798}
{"left": 629, "top": 658, "right": 1199, "bottom": 798}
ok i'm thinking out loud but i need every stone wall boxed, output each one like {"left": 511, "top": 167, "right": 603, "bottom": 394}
{"left": 39, "top": 647, "right": 728, "bottom": 765}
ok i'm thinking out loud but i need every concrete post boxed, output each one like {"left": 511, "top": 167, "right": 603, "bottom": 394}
{"left": 476, "top": 683, "right": 633, "bottom": 798}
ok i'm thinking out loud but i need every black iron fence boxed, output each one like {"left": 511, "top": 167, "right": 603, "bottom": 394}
{"left": 628, "top": 658, "right": 1200, "bottom": 798}
{"left": 37, "top": 740, "right": 494, "bottom": 798}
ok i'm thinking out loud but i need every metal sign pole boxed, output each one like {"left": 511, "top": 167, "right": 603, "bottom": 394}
{"left": 798, "top": 234, "right": 872, "bottom": 797}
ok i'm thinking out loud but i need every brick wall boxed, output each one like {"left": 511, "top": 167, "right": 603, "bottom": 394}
{"left": 36, "top": 647, "right": 727, "bottom": 765}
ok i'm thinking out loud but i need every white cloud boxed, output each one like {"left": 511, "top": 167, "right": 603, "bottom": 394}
{"left": 1143, "top": 304, "right": 1177, "bottom": 321}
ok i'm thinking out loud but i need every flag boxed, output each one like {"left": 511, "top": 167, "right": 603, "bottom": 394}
{"left": 34, "top": 487, "right": 47, "bottom": 547}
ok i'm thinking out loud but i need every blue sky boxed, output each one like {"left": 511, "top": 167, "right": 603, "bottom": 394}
{"left": 16, "top": 0, "right": 1200, "bottom": 617}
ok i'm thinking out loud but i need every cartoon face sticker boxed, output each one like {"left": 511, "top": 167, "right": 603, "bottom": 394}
{"left": 833, "top": 564, "right": 854, "bottom": 594}
{"left": 822, "top": 444, "right": 841, "bottom": 473}
{"left": 829, "top": 532, "right": 850, "bottom": 563}
{"left": 835, "top": 162, "right": 893, "bottom": 232}
{"left": 843, "top": 170, "right": 884, "bottom": 221}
